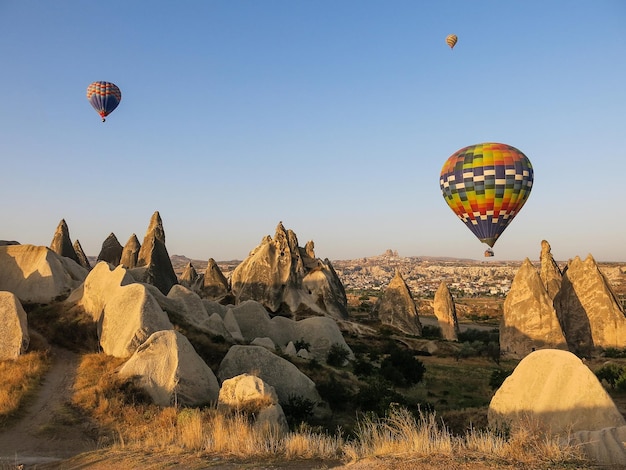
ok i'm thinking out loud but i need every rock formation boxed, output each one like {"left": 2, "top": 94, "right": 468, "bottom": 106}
{"left": 118, "top": 330, "right": 219, "bottom": 406}
{"left": 567, "top": 426, "right": 626, "bottom": 467}
{"left": 202, "top": 258, "right": 230, "bottom": 300}
{"left": 433, "top": 282, "right": 459, "bottom": 341}
{"left": 0, "top": 291, "right": 29, "bottom": 359}
{"left": 97, "top": 233, "right": 123, "bottom": 266}
{"left": 73, "top": 239, "right": 92, "bottom": 270}
{"left": 373, "top": 269, "right": 422, "bottom": 336}
{"left": 218, "top": 373, "right": 288, "bottom": 434}
{"left": 180, "top": 262, "right": 201, "bottom": 291}
{"left": 500, "top": 259, "right": 568, "bottom": 358}
{"left": 218, "top": 345, "right": 329, "bottom": 419}
{"left": 539, "top": 240, "right": 562, "bottom": 299}
{"left": 230, "top": 222, "right": 348, "bottom": 319}
{"left": 0, "top": 245, "right": 87, "bottom": 304}
{"left": 555, "top": 255, "right": 626, "bottom": 356}
{"left": 49, "top": 219, "right": 79, "bottom": 263}
{"left": 120, "top": 234, "right": 140, "bottom": 268}
{"left": 133, "top": 211, "right": 178, "bottom": 295}
{"left": 488, "top": 349, "right": 625, "bottom": 434}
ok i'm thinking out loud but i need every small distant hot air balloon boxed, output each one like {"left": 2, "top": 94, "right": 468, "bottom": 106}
{"left": 439, "top": 143, "right": 534, "bottom": 256}
{"left": 86, "top": 81, "right": 121, "bottom": 122}
{"left": 446, "top": 34, "right": 458, "bottom": 49}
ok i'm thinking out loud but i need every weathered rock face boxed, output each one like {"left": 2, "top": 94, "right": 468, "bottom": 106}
{"left": 97, "top": 233, "right": 123, "bottom": 266}
{"left": 134, "top": 211, "right": 178, "bottom": 295}
{"left": 539, "top": 240, "right": 562, "bottom": 300}
{"left": 228, "top": 300, "right": 354, "bottom": 361}
{"left": 0, "top": 291, "right": 29, "bottom": 359}
{"left": 555, "top": 255, "right": 626, "bottom": 356}
{"left": 218, "top": 345, "right": 329, "bottom": 419}
{"left": 230, "top": 222, "right": 348, "bottom": 319}
{"left": 488, "top": 349, "right": 625, "bottom": 434}
{"left": 49, "top": 219, "right": 79, "bottom": 263}
{"left": 202, "top": 258, "right": 230, "bottom": 300}
{"left": 73, "top": 239, "right": 92, "bottom": 271}
{"left": 433, "top": 282, "right": 459, "bottom": 341}
{"left": 120, "top": 234, "right": 140, "bottom": 269}
{"left": 568, "top": 426, "right": 626, "bottom": 467}
{"left": 500, "top": 259, "right": 568, "bottom": 358}
{"left": 218, "top": 373, "right": 288, "bottom": 434}
{"left": 0, "top": 245, "right": 87, "bottom": 304}
{"left": 180, "top": 262, "right": 201, "bottom": 291}
{"left": 118, "top": 330, "right": 219, "bottom": 406}
{"left": 373, "top": 269, "right": 422, "bottom": 336}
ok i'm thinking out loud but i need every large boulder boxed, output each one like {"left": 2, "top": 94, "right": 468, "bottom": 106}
{"left": 134, "top": 211, "right": 178, "bottom": 295}
{"left": 373, "top": 269, "right": 422, "bottom": 336}
{"left": 0, "top": 245, "right": 87, "bottom": 304}
{"left": 488, "top": 349, "right": 626, "bottom": 434}
{"left": 555, "top": 255, "right": 626, "bottom": 356}
{"left": 228, "top": 300, "right": 353, "bottom": 361}
{"left": 218, "top": 373, "right": 288, "bottom": 434}
{"left": 118, "top": 330, "right": 219, "bottom": 406}
{"left": 433, "top": 282, "right": 459, "bottom": 341}
{"left": 500, "top": 259, "right": 568, "bottom": 358}
{"left": 218, "top": 345, "right": 329, "bottom": 418}
{"left": 0, "top": 291, "right": 29, "bottom": 359}
{"left": 230, "top": 222, "right": 348, "bottom": 319}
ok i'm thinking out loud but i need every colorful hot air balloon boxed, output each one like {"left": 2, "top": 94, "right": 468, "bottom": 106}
{"left": 446, "top": 34, "right": 458, "bottom": 49}
{"left": 439, "top": 143, "right": 534, "bottom": 254}
{"left": 86, "top": 81, "right": 121, "bottom": 122}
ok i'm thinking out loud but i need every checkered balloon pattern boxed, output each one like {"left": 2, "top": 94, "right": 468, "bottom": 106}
{"left": 439, "top": 142, "right": 533, "bottom": 248}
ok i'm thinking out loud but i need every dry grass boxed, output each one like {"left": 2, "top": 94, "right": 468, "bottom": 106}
{"left": 0, "top": 350, "right": 50, "bottom": 424}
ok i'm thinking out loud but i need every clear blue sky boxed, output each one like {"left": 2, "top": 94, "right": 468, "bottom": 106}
{"left": 1, "top": 1, "right": 625, "bottom": 262}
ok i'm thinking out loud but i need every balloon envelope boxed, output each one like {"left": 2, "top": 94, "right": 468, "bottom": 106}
{"left": 446, "top": 34, "right": 458, "bottom": 49}
{"left": 439, "top": 142, "right": 534, "bottom": 249}
{"left": 86, "top": 81, "right": 121, "bottom": 122}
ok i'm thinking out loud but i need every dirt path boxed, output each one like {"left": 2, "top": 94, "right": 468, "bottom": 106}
{"left": 0, "top": 347, "right": 98, "bottom": 467}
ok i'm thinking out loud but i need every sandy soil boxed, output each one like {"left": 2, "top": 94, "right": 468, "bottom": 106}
{"left": 0, "top": 347, "right": 98, "bottom": 468}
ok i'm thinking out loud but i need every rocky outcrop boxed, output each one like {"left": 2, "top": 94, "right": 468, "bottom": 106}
{"left": 500, "top": 259, "right": 568, "bottom": 358}
{"left": 539, "top": 240, "right": 561, "bottom": 300}
{"left": 230, "top": 222, "right": 348, "bottom": 319}
{"left": 118, "top": 330, "right": 219, "bottom": 406}
{"left": 373, "top": 269, "right": 422, "bottom": 336}
{"left": 133, "top": 211, "right": 178, "bottom": 295}
{"left": 433, "top": 282, "right": 459, "bottom": 341}
{"left": 180, "top": 262, "right": 202, "bottom": 291}
{"left": 218, "top": 373, "right": 288, "bottom": 434}
{"left": 228, "top": 300, "right": 354, "bottom": 361}
{"left": 0, "top": 291, "right": 29, "bottom": 359}
{"left": 73, "top": 240, "right": 92, "bottom": 271}
{"left": 555, "top": 255, "right": 626, "bottom": 356}
{"left": 97, "top": 233, "right": 123, "bottom": 266}
{"left": 120, "top": 234, "right": 140, "bottom": 269}
{"left": 567, "top": 426, "right": 626, "bottom": 467}
{"left": 202, "top": 258, "right": 230, "bottom": 300}
{"left": 49, "top": 219, "right": 79, "bottom": 263}
{"left": 0, "top": 245, "right": 87, "bottom": 304}
{"left": 218, "top": 345, "right": 329, "bottom": 419}
{"left": 488, "top": 349, "right": 625, "bottom": 433}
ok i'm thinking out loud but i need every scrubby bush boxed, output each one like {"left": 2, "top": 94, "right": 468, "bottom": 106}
{"left": 421, "top": 324, "right": 442, "bottom": 339}
{"left": 595, "top": 363, "right": 625, "bottom": 388}
{"left": 317, "top": 375, "right": 354, "bottom": 412}
{"left": 489, "top": 368, "right": 513, "bottom": 390}
{"left": 282, "top": 394, "right": 316, "bottom": 428}
{"left": 603, "top": 347, "right": 626, "bottom": 358}
{"left": 293, "top": 338, "right": 311, "bottom": 352}
{"left": 355, "top": 377, "right": 407, "bottom": 416}
{"left": 327, "top": 344, "right": 350, "bottom": 367}
{"left": 379, "top": 349, "right": 426, "bottom": 387}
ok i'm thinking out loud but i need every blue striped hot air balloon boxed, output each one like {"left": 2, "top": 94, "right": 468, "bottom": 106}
{"left": 86, "top": 81, "right": 121, "bottom": 122}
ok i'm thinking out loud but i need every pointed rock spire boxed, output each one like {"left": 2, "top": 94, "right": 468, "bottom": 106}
{"left": 49, "top": 219, "right": 79, "bottom": 263}
{"left": 500, "top": 258, "right": 568, "bottom": 358}
{"left": 373, "top": 269, "right": 422, "bottom": 336}
{"left": 433, "top": 282, "right": 460, "bottom": 341}
{"left": 73, "top": 239, "right": 92, "bottom": 270}
{"left": 202, "top": 258, "right": 230, "bottom": 299}
{"left": 539, "top": 240, "right": 562, "bottom": 299}
{"left": 97, "top": 233, "right": 123, "bottom": 266}
{"left": 120, "top": 234, "right": 141, "bottom": 268}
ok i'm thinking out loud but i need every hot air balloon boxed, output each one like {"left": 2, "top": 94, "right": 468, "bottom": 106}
{"left": 86, "top": 81, "right": 121, "bottom": 122}
{"left": 446, "top": 34, "right": 458, "bottom": 49}
{"left": 439, "top": 143, "right": 533, "bottom": 256}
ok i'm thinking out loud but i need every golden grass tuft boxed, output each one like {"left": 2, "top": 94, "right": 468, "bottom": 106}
{"left": 0, "top": 350, "right": 50, "bottom": 424}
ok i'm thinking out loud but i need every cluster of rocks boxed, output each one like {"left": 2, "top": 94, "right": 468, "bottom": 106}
{"left": 500, "top": 240, "right": 626, "bottom": 358}
{"left": 0, "top": 214, "right": 356, "bottom": 431}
